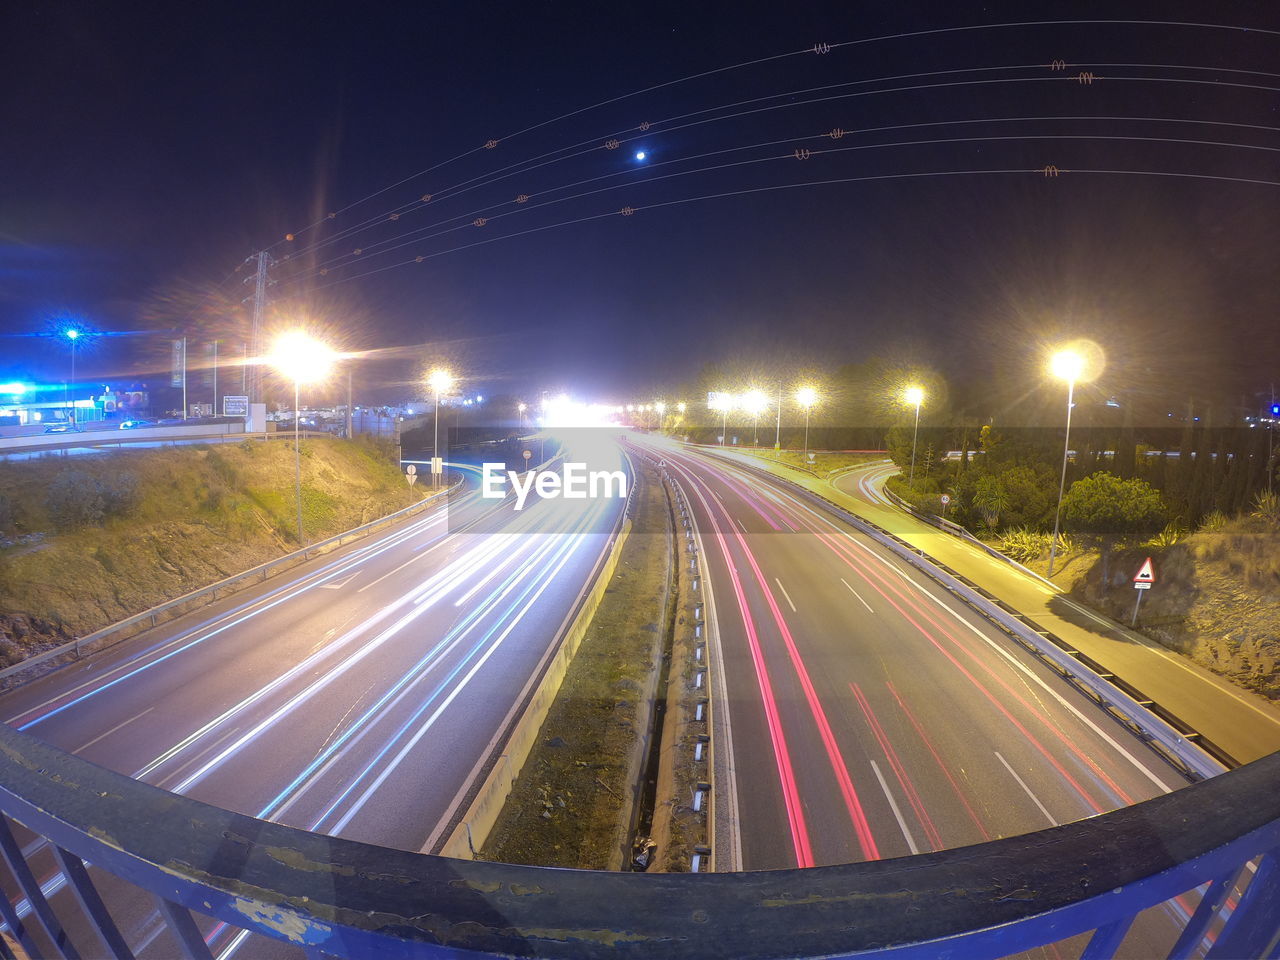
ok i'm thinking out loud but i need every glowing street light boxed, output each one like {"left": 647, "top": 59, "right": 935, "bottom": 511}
{"left": 1047, "top": 347, "right": 1086, "bottom": 576}
{"left": 517, "top": 401, "right": 528, "bottom": 432}
{"left": 269, "top": 331, "right": 337, "bottom": 544}
{"left": 708, "top": 392, "right": 736, "bottom": 446}
{"left": 426, "top": 368, "right": 454, "bottom": 486}
{"left": 902, "top": 386, "right": 925, "bottom": 484}
{"left": 796, "top": 386, "right": 818, "bottom": 464}
{"left": 741, "top": 388, "right": 767, "bottom": 446}
{"left": 63, "top": 327, "right": 81, "bottom": 419}
{"left": 676, "top": 402, "right": 687, "bottom": 414}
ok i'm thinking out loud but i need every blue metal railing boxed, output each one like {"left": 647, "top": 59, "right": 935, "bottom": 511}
{"left": 1, "top": 724, "right": 1278, "bottom": 958}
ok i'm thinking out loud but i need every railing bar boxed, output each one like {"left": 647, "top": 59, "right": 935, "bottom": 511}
{"left": 152, "top": 898, "right": 215, "bottom": 960}
{"left": 1207, "top": 851, "right": 1280, "bottom": 959}
{"left": 49, "top": 848, "right": 135, "bottom": 960}
{"left": 1080, "top": 915, "right": 1135, "bottom": 960}
{"left": 1166, "top": 867, "right": 1242, "bottom": 960}
{"left": 0, "top": 884, "right": 40, "bottom": 960}
{"left": 0, "top": 818, "right": 80, "bottom": 960}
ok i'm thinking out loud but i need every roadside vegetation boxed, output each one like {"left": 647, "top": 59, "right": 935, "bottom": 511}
{"left": 0, "top": 437, "right": 416, "bottom": 667}
{"left": 482, "top": 459, "right": 676, "bottom": 870}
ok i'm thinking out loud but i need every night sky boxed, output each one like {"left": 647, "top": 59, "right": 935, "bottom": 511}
{"left": 3, "top": 1, "right": 1279, "bottom": 420}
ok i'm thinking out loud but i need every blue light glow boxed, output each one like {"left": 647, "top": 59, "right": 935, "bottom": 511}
{"left": 635, "top": 151, "right": 646, "bottom": 160}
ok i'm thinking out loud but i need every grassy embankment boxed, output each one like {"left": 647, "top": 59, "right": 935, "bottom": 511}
{"left": 482, "top": 459, "right": 674, "bottom": 869}
{"left": 1066, "top": 514, "right": 1280, "bottom": 701}
{"left": 0, "top": 437, "right": 418, "bottom": 666}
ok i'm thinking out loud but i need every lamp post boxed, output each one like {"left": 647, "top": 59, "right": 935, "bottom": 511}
{"left": 518, "top": 401, "right": 527, "bottom": 433}
{"left": 64, "top": 328, "right": 80, "bottom": 422}
{"left": 427, "top": 368, "right": 453, "bottom": 486}
{"left": 903, "top": 386, "right": 925, "bottom": 484}
{"left": 709, "top": 393, "right": 734, "bottom": 446}
{"left": 742, "top": 389, "right": 767, "bottom": 447}
{"left": 269, "top": 331, "right": 336, "bottom": 545}
{"left": 1047, "top": 349, "right": 1085, "bottom": 577}
{"left": 796, "top": 386, "right": 818, "bottom": 465}
{"left": 774, "top": 385, "right": 783, "bottom": 456}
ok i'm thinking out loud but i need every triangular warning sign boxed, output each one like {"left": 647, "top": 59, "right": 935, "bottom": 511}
{"left": 1134, "top": 557, "right": 1156, "bottom": 584}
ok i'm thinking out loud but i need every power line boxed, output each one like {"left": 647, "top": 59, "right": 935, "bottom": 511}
{"left": 262, "top": 18, "right": 1280, "bottom": 254}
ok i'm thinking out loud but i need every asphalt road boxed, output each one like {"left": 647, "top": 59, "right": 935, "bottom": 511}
{"left": 636, "top": 439, "right": 1205, "bottom": 956}
{"left": 0, "top": 440, "right": 628, "bottom": 959}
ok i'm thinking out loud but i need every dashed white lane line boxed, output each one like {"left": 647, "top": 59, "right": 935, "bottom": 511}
{"left": 870, "top": 760, "right": 919, "bottom": 854}
{"left": 74, "top": 706, "right": 154, "bottom": 754}
{"left": 840, "top": 577, "right": 875, "bottom": 613}
{"left": 995, "top": 750, "right": 1058, "bottom": 827}
{"left": 774, "top": 578, "right": 797, "bottom": 613}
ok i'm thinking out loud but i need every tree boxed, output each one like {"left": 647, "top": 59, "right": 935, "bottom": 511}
{"left": 1062, "top": 472, "right": 1167, "bottom": 584}
{"left": 972, "top": 475, "right": 1009, "bottom": 530}
{"left": 996, "top": 464, "right": 1055, "bottom": 529}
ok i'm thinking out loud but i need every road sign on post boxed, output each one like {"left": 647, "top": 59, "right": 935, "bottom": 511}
{"left": 1131, "top": 556, "right": 1155, "bottom": 625}
{"left": 431, "top": 456, "right": 443, "bottom": 476}
{"left": 406, "top": 463, "right": 417, "bottom": 487}
{"left": 523, "top": 449, "right": 533, "bottom": 465}
{"left": 1133, "top": 557, "right": 1155, "bottom": 589}
{"left": 940, "top": 494, "right": 952, "bottom": 507}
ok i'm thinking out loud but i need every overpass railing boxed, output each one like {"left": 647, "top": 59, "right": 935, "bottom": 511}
{"left": 0, "top": 722, "right": 1277, "bottom": 959}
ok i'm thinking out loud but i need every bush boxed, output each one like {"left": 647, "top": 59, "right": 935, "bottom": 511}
{"left": 103, "top": 472, "right": 140, "bottom": 516}
{"left": 45, "top": 471, "right": 105, "bottom": 529}
{"left": 1145, "top": 522, "right": 1188, "bottom": 549}
{"left": 997, "top": 527, "right": 1052, "bottom": 562}
{"left": 43, "top": 470, "right": 141, "bottom": 530}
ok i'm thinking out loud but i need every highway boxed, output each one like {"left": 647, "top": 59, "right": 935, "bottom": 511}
{"left": 0, "top": 439, "right": 629, "bottom": 959}
{"left": 636, "top": 438, "right": 1203, "bottom": 954}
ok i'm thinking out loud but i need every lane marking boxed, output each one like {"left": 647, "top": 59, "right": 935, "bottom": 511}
{"left": 995, "top": 750, "right": 1058, "bottom": 826}
{"left": 73, "top": 707, "right": 154, "bottom": 754}
{"left": 870, "top": 760, "right": 919, "bottom": 855}
{"left": 909, "top": 586, "right": 1175, "bottom": 794}
{"left": 840, "top": 578, "right": 875, "bottom": 613}
{"left": 774, "top": 578, "right": 797, "bottom": 613}
{"left": 319, "top": 572, "right": 360, "bottom": 590}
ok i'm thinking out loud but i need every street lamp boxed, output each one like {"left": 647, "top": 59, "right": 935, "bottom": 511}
{"left": 709, "top": 392, "right": 735, "bottom": 446}
{"left": 903, "top": 386, "right": 925, "bottom": 484}
{"left": 1047, "top": 348, "right": 1086, "bottom": 576}
{"left": 517, "top": 401, "right": 527, "bottom": 433}
{"left": 796, "top": 386, "right": 818, "bottom": 465}
{"left": 742, "top": 389, "right": 767, "bottom": 446}
{"left": 64, "top": 328, "right": 80, "bottom": 421}
{"left": 427, "top": 368, "right": 454, "bottom": 486}
{"left": 269, "top": 331, "right": 337, "bottom": 545}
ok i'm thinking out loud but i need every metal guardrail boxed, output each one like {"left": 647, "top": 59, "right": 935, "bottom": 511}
{"left": 878, "top": 482, "right": 1060, "bottom": 589}
{"left": 866, "top": 480, "right": 1240, "bottom": 771}
{"left": 0, "top": 721, "right": 1278, "bottom": 958}
{"left": 714, "top": 453, "right": 1231, "bottom": 781}
{"left": 0, "top": 476, "right": 464, "bottom": 685}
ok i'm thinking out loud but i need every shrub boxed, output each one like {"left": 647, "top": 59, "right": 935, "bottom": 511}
{"left": 997, "top": 527, "right": 1052, "bottom": 562}
{"left": 45, "top": 471, "right": 106, "bottom": 529}
{"left": 1251, "top": 490, "right": 1280, "bottom": 526}
{"left": 1145, "top": 522, "right": 1189, "bottom": 549}
{"left": 103, "top": 472, "right": 140, "bottom": 516}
